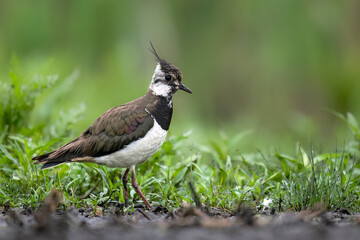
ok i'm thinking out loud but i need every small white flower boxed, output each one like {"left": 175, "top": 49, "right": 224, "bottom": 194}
{"left": 262, "top": 198, "right": 273, "bottom": 211}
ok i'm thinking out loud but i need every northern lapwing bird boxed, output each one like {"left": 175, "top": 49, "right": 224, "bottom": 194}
{"left": 32, "top": 43, "right": 192, "bottom": 209}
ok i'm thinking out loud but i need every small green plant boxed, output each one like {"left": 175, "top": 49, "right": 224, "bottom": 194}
{"left": 0, "top": 62, "right": 86, "bottom": 207}
{"left": 279, "top": 146, "right": 359, "bottom": 211}
{"left": 0, "top": 63, "right": 56, "bottom": 140}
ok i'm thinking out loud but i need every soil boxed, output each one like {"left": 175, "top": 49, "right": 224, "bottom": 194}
{"left": 0, "top": 190, "right": 359, "bottom": 240}
{"left": 1, "top": 202, "right": 360, "bottom": 240}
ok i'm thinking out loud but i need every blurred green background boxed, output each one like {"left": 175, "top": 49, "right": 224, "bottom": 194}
{"left": 1, "top": 0, "right": 359, "bottom": 152}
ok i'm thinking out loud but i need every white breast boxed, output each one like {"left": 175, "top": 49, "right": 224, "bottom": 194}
{"left": 93, "top": 120, "right": 167, "bottom": 168}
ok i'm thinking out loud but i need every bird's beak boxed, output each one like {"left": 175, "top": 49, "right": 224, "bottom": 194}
{"left": 179, "top": 82, "right": 192, "bottom": 93}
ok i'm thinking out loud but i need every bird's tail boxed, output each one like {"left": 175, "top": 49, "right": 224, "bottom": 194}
{"left": 39, "top": 162, "right": 66, "bottom": 170}
{"left": 32, "top": 151, "right": 67, "bottom": 170}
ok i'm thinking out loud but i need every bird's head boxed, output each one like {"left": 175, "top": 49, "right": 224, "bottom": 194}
{"left": 148, "top": 42, "right": 192, "bottom": 98}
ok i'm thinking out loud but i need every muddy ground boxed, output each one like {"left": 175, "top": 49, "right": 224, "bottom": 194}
{"left": 0, "top": 190, "right": 359, "bottom": 240}
{"left": 1, "top": 202, "right": 360, "bottom": 240}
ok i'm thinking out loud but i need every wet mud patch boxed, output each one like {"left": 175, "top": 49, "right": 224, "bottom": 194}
{"left": 1, "top": 204, "right": 360, "bottom": 240}
{"left": 1, "top": 190, "right": 359, "bottom": 240}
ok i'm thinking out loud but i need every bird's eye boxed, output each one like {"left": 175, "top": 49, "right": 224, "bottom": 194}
{"left": 165, "top": 75, "right": 172, "bottom": 81}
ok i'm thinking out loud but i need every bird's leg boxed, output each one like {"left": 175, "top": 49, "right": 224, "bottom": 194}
{"left": 122, "top": 168, "right": 130, "bottom": 207}
{"left": 131, "top": 166, "right": 152, "bottom": 209}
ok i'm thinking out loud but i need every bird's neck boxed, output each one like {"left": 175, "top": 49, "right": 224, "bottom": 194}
{"left": 144, "top": 90, "right": 173, "bottom": 131}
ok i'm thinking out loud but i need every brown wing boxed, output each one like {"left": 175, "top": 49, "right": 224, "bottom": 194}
{"left": 33, "top": 105, "right": 154, "bottom": 168}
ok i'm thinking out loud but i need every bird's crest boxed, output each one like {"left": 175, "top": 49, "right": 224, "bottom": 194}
{"left": 149, "top": 41, "right": 167, "bottom": 64}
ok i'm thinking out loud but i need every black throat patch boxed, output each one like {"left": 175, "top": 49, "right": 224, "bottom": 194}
{"left": 148, "top": 96, "right": 173, "bottom": 131}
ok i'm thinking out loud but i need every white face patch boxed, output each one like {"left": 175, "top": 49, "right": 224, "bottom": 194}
{"left": 150, "top": 83, "right": 172, "bottom": 97}
{"left": 149, "top": 64, "right": 173, "bottom": 98}
{"left": 153, "top": 64, "right": 164, "bottom": 78}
